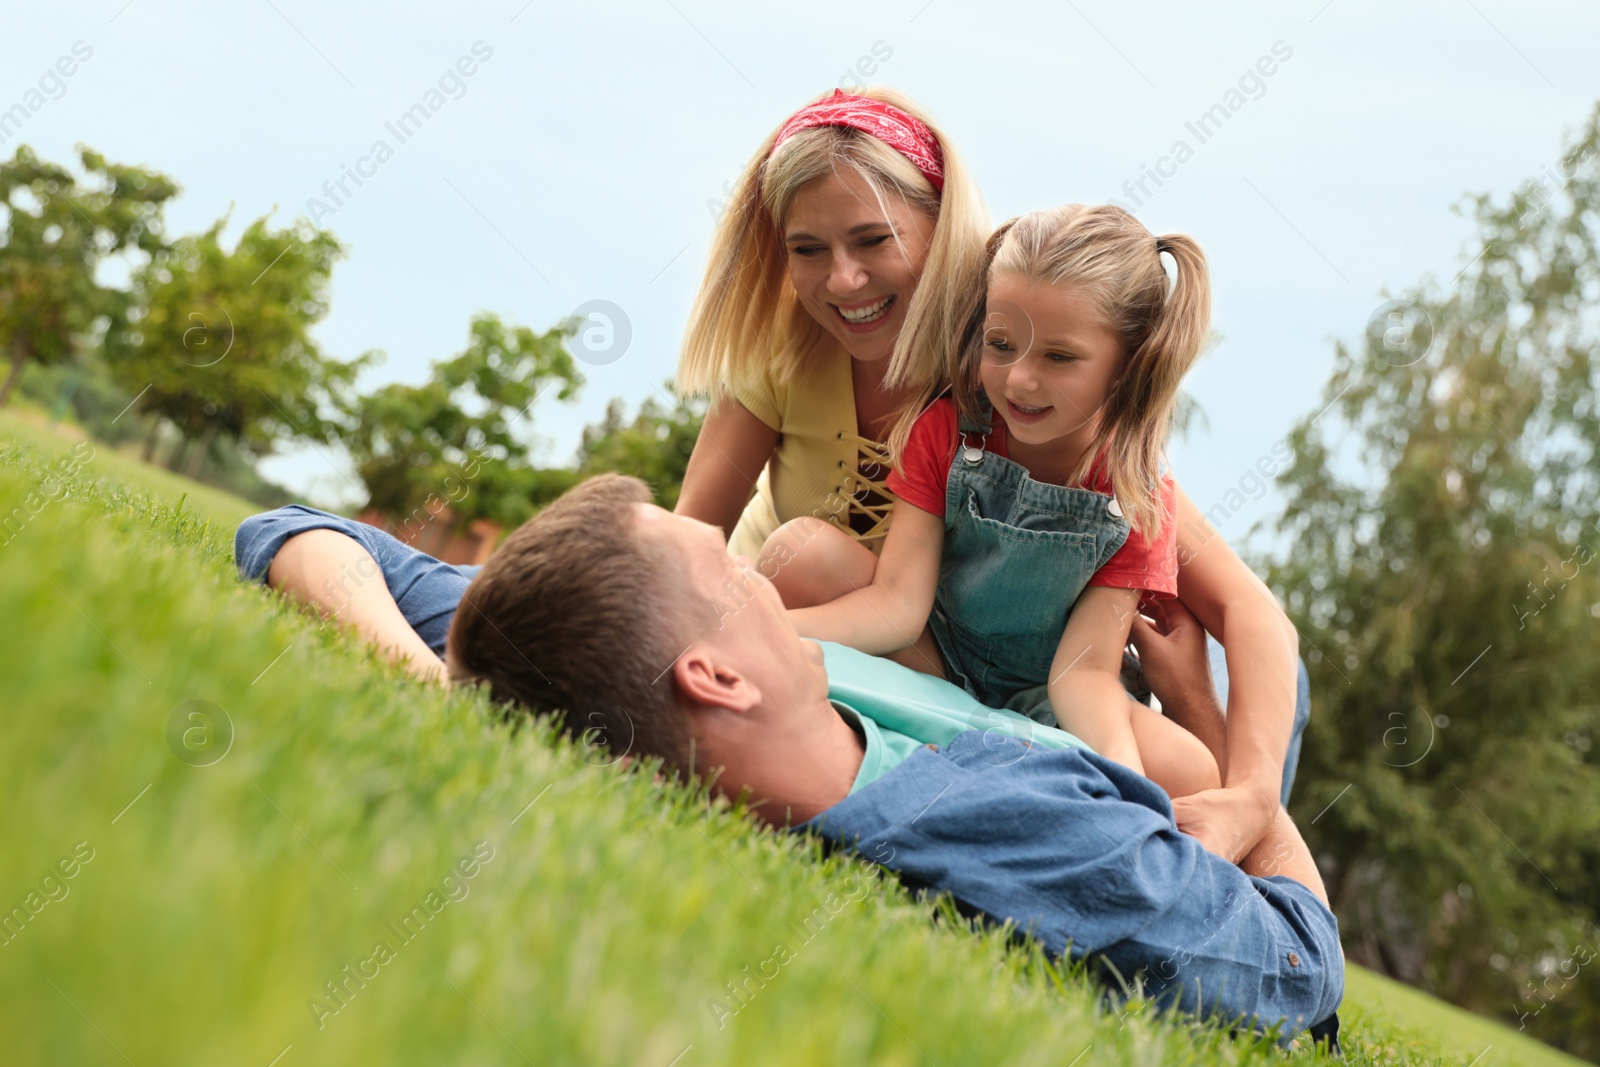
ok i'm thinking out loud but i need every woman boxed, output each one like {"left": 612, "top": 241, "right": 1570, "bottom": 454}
{"left": 674, "top": 87, "right": 987, "bottom": 559}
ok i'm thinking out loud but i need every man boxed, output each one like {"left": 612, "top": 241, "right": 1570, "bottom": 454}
{"left": 237, "top": 475, "right": 1343, "bottom": 1042}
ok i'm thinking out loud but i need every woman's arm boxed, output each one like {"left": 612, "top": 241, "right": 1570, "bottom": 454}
{"left": 1170, "top": 481, "right": 1299, "bottom": 859}
{"left": 787, "top": 502, "right": 943, "bottom": 654}
{"left": 674, "top": 397, "right": 780, "bottom": 537}
{"left": 1048, "top": 585, "right": 1145, "bottom": 774}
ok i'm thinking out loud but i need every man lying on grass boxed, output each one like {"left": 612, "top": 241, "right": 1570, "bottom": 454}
{"left": 237, "top": 475, "right": 1343, "bottom": 1043}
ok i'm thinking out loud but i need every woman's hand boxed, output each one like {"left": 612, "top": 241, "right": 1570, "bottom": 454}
{"left": 1171, "top": 786, "right": 1280, "bottom": 863}
{"left": 1130, "top": 599, "right": 1279, "bottom": 860}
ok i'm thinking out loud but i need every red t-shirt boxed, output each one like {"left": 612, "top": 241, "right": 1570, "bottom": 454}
{"left": 885, "top": 398, "right": 1178, "bottom": 599}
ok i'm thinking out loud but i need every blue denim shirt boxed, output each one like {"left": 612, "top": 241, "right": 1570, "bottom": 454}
{"left": 800, "top": 731, "right": 1343, "bottom": 1040}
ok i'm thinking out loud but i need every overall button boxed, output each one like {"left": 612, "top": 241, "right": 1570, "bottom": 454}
{"left": 1107, "top": 497, "right": 1124, "bottom": 518}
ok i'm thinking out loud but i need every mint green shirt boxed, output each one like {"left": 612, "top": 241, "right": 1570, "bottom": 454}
{"left": 820, "top": 641, "right": 1091, "bottom": 793}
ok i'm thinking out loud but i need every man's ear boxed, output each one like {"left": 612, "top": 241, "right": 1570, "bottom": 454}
{"left": 673, "top": 643, "right": 762, "bottom": 713}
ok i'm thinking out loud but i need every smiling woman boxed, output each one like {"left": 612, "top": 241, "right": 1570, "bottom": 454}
{"left": 673, "top": 87, "right": 988, "bottom": 560}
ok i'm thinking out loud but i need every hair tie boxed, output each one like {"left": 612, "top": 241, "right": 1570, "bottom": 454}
{"left": 770, "top": 89, "right": 945, "bottom": 193}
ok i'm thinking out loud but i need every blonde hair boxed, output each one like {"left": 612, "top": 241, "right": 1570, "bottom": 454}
{"left": 949, "top": 204, "right": 1211, "bottom": 536}
{"left": 677, "top": 87, "right": 988, "bottom": 452}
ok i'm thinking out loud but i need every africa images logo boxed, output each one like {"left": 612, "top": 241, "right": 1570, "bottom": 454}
{"left": 304, "top": 41, "right": 495, "bottom": 226}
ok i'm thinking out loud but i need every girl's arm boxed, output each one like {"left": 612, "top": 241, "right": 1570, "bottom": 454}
{"left": 674, "top": 397, "right": 780, "bottom": 537}
{"left": 1170, "top": 481, "right": 1299, "bottom": 860}
{"left": 787, "top": 502, "right": 944, "bottom": 654}
{"left": 1049, "top": 586, "right": 1145, "bottom": 774}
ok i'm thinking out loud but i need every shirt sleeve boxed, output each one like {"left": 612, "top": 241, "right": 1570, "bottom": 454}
{"left": 798, "top": 737, "right": 1345, "bottom": 1040}
{"left": 884, "top": 400, "right": 957, "bottom": 517}
{"left": 1088, "top": 473, "right": 1179, "bottom": 600}
{"left": 234, "top": 506, "right": 471, "bottom": 657}
{"left": 728, "top": 361, "right": 783, "bottom": 431}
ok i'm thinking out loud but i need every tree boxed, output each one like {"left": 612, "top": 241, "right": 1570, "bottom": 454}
{"left": 105, "top": 214, "right": 373, "bottom": 477}
{"left": 0, "top": 145, "right": 176, "bottom": 405}
{"left": 345, "top": 312, "right": 584, "bottom": 530}
{"left": 576, "top": 384, "right": 705, "bottom": 508}
{"left": 1268, "top": 105, "right": 1600, "bottom": 1056}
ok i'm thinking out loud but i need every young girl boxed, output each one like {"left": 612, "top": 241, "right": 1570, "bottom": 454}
{"left": 773, "top": 204, "right": 1219, "bottom": 795}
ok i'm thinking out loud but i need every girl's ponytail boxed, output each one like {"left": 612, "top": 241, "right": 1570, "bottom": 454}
{"left": 1093, "top": 230, "right": 1211, "bottom": 535}
{"left": 1143, "top": 233, "right": 1212, "bottom": 401}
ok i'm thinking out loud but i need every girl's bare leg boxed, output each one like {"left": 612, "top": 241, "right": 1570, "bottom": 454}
{"left": 1242, "top": 806, "right": 1329, "bottom": 905}
{"left": 1130, "top": 701, "right": 1223, "bottom": 798}
{"left": 757, "top": 517, "right": 947, "bottom": 679}
{"left": 266, "top": 529, "right": 446, "bottom": 683}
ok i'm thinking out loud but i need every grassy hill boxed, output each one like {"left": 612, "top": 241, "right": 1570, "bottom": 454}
{"left": 0, "top": 415, "right": 1585, "bottom": 1066}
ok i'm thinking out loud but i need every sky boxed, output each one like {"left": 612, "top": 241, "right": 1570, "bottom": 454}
{"left": 5, "top": 0, "right": 1598, "bottom": 555}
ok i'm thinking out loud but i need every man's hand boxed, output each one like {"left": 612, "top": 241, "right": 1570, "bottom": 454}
{"left": 1172, "top": 786, "right": 1279, "bottom": 863}
{"left": 1127, "top": 598, "right": 1214, "bottom": 712}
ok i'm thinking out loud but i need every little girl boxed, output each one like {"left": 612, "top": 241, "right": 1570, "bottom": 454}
{"left": 770, "top": 204, "right": 1218, "bottom": 796}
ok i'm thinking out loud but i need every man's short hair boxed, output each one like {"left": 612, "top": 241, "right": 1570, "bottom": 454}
{"left": 446, "top": 474, "right": 702, "bottom": 769}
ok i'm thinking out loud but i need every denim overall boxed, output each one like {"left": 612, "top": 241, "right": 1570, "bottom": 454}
{"left": 927, "top": 400, "right": 1132, "bottom": 724}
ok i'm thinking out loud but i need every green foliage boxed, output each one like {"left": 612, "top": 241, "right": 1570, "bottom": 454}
{"left": 344, "top": 312, "right": 584, "bottom": 529}
{"left": 104, "top": 213, "right": 373, "bottom": 475}
{"left": 0, "top": 144, "right": 177, "bottom": 404}
{"left": 577, "top": 383, "right": 705, "bottom": 508}
{"left": 3, "top": 417, "right": 1578, "bottom": 1067}
{"left": 1268, "top": 105, "right": 1600, "bottom": 1057}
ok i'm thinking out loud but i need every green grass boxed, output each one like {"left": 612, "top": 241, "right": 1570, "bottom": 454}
{"left": 0, "top": 405, "right": 261, "bottom": 530}
{"left": 0, "top": 421, "right": 1582, "bottom": 1067}
{"left": 1340, "top": 969, "right": 1584, "bottom": 1067}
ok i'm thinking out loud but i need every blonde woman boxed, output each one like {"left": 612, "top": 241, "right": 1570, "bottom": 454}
{"left": 674, "top": 88, "right": 988, "bottom": 561}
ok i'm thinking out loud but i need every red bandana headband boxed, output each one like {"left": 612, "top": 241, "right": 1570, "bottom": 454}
{"left": 770, "top": 89, "right": 945, "bottom": 193}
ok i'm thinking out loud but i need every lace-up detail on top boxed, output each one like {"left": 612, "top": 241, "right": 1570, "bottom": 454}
{"left": 834, "top": 430, "right": 895, "bottom": 547}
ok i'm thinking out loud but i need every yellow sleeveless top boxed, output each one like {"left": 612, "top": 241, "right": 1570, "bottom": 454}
{"left": 726, "top": 346, "right": 894, "bottom": 560}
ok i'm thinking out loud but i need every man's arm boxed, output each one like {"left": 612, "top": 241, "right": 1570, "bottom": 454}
{"left": 1130, "top": 598, "right": 1226, "bottom": 762}
{"left": 235, "top": 506, "right": 473, "bottom": 682}
{"left": 803, "top": 734, "right": 1343, "bottom": 1038}
{"left": 267, "top": 529, "right": 445, "bottom": 682}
